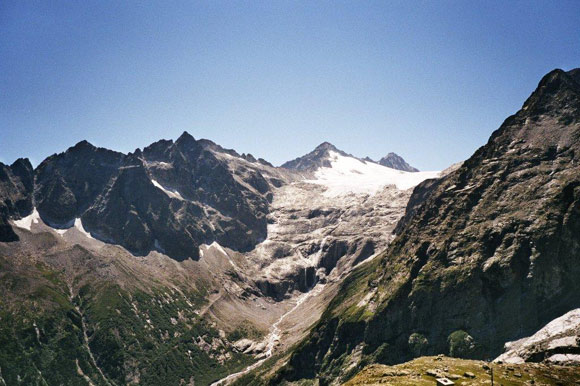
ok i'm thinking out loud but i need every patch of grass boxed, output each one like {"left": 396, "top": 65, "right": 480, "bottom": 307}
{"left": 227, "top": 320, "right": 266, "bottom": 342}
{"left": 346, "top": 356, "right": 580, "bottom": 385}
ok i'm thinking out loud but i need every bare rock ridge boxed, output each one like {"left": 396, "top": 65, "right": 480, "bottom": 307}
{"left": 8, "top": 132, "right": 275, "bottom": 260}
{"left": 274, "top": 68, "right": 580, "bottom": 384}
{"left": 281, "top": 142, "right": 419, "bottom": 173}
{"left": 2, "top": 134, "right": 426, "bottom": 263}
{"left": 280, "top": 142, "right": 350, "bottom": 172}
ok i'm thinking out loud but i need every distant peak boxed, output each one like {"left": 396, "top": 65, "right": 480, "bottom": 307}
{"left": 281, "top": 142, "right": 350, "bottom": 171}
{"left": 362, "top": 156, "right": 375, "bottom": 163}
{"left": 314, "top": 142, "right": 339, "bottom": 151}
{"left": 176, "top": 131, "right": 196, "bottom": 143}
{"left": 378, "top": 153, "right": 419, "bottom": 172}
{"left": 10, "top": 157, "right": 32, "bottom": 170}
{"left": 72, "top": 139, "right": 95, "bottom": 149}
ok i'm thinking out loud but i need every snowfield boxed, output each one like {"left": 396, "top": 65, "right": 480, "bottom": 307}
{"left": 13, "top": 208, "right": 41, "bottom": 230}
{"left": 150, "top": 179, "right": 185, "bottom": 200}
{"left": 306, "top": 151, "right": 440, "bottom": 197}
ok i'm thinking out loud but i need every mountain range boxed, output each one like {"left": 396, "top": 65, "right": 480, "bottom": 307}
{"left": 1, "top": 68, "right": 579, "bottom": 386}
{"left": 0, "top": 127, "right": 432, "bottom": 385}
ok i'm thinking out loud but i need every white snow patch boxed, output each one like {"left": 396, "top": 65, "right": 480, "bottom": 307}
{"left": 13, "top": 208, "right": 40, "bottom": 230}
{"left": 151, "top": 179, "right": 184, "bottom": 200}
{"left": 210, "top": 242, "right": 239, "bottom": 270}
{"left": 74, "top": 218, "right": 94, "bottom": 239}
{"left": 202, "top": 207, "right": 216, "bottom": 230}
{"left": 495, "top": 308, "right": 580, "bottom": 364}
{"left": 154, "top": 239, "right": 165, "bottom": 253}
{"left": 210, "top": 241, "right": 228, "bottom": 256}
{"left": 200, "top": 242, "right": 238, "bottom": 270}
{"left": 306, "top": 151, "right": 439, "bottom": 197}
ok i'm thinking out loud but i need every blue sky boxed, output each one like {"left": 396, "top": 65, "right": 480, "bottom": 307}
{"left": 1, "top": 1, "right": 579, "bottom": 170}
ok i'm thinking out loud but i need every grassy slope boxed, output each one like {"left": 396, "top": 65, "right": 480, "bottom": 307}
{"left": 0, "top": 247, "right": 254, "bottom": 386}
{"left": 347, "top": 356, "right": 580, "bottom": 385}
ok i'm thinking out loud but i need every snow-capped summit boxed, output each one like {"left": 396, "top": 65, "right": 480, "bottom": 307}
{"left": 305, "top": 150, "right": 439, "bottom": 197}
{"left": 281, "top": 142, "right": 351, "bottom": 172}
{"left": 281, "top": 143, "right": 439, "bottom": 197}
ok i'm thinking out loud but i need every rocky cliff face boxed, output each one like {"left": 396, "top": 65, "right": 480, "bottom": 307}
{"left": 80, "top": 132, "right": 275, "bottom": 260}
{"left": 275, "top": 68, "right": 580, "bottom": 384}
{"left": 0, "top": 158, "right": 33, "bottom": 241}
{"left": 34, "top": 140, "right": 125, "bottom": 227}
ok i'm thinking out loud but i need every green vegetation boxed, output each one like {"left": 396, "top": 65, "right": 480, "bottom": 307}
{"left": 0, "top": 260, "right": 255, "bottom": 386}
{"left": 447, "top": 330, "right": 478, "bottom": 358}
{"left": 227, "top": 320, "right": 265, "bottom": 342}
{"left": 408, "top": 333, "right": 429, "bottom": 357}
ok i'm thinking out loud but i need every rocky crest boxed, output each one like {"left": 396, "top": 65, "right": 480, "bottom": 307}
{"left": 377, "top": 152, "right": 419, "bottom": 172}
{"left": 5, "top": 132, "right": 280, "bottom": 260}
{"left": 281, "top": 142, "right": 351, "bottom": 172}
{"left": 495, "top": 308, "right": 580, "bottom": 365}
{"left": 275, "top": 68, "right": 580, "bottom": 384}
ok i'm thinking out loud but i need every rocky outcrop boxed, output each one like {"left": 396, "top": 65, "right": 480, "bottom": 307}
{"left": 495, "top": 308, "right": 580, "bottom": 365}
{"left": 393, "top": 177, "right": 443, "bottom": 234}
{"left": 0, "top": 158, "right": 33, "bottom": 241}
{"left": 34, "top": 140, "right": 125, "bottom": 227}
{"left": 281, "top": 142, "right": 351, "bottom": 172}
{"left": 377, "top": 152, "right": 419, "bottom": 172}
{"left": 276, "top": 68, "right": 580, "bottom": 384}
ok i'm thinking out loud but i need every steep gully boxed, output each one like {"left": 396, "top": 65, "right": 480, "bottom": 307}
{"left": 211, "top": 281, "right": 326, "bottom": 386}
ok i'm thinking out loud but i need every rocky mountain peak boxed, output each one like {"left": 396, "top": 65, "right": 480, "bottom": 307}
{"left": 280, "top": 142, "right": 350, "bottom": 172}
{"left": 70, "top": 139, "right": 95, "bottom": 151}
{"left": 314, "top": 141, "right": 339, "bottom": 152}
{"left": 478, "top": 68, "right": 580, "bottom": 162}
{"left": 175, "top": 130, "right": 196, "bottom": 145}
{"left": 520, "top": 69, "right": 580, "bottom": 116}
{"left": 377, "top": 152, "right": 419, "bottom": 172}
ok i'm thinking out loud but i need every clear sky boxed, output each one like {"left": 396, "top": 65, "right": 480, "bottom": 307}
{"left": 1, "top": 1, "right": 579, "bottom": 170}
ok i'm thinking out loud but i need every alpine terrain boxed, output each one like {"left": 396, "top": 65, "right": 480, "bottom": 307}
{"left": 0, "top": 130, "right": 437, "bottom": 384}
{"left": 253, "top": 68, "right": 580, "bottom": 385}
{"left": 1, "top": 68, "right": 579, "bottom": 386}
